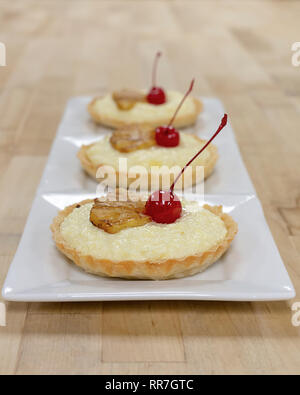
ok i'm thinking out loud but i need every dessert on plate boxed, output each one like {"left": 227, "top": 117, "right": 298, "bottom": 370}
{"left": 52, "top": 115, "right": 237, "bottom": 280}
{"left": 80, "top": 81, "right": 217, "bottom": 190}
{"left": 88, "top": 52, "right": 202, "bottom": 129}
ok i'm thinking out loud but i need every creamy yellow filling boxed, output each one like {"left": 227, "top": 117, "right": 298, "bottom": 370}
{"left": 86, "top": 133, "right": 210, "bottom": 171}
{"left": 60, "top": 202, "right": 227, "bottom": 262}
{"left": 92, "top": 91, "right": 196, "bottom": 123}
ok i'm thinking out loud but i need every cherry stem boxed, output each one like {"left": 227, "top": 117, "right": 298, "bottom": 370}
{"left": 170, "top": 114, "right": 228, "bottom": 192}
{"left": 152, "top": 51, "right": 162, "bottom": 87}
{"left": 167, "top": 79, "right": 195, "bottom": 128}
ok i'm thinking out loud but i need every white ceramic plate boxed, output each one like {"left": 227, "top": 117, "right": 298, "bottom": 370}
{"left": 2, "top": 97, "right": 295, "bottom": 301}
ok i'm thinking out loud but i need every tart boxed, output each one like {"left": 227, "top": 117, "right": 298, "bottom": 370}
{"left": 51, "top": 198, "right": 237, "bottom": 280}
{"left": 88, "top": 53, "right": 202, "bottom": 129}
{"left": 77, "top": 130, "right": 218, "bottom": 190}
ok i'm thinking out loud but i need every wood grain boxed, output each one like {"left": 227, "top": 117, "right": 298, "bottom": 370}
{"left": 0, "top": 0, "right": 300, "bottom": 375}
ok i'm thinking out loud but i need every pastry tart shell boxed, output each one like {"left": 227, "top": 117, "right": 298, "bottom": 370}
{"left": 51, "top": 201, "right": 238, "bottom": 280}
{"left": 88, "top": 96, "right": 203, "bottom": 129}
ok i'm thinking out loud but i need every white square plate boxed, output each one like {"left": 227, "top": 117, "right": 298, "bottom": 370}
{"left": 2, "top": 97, "right": 295, "bottom": 301}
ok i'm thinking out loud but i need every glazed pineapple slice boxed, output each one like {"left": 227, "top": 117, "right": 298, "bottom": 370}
{"left": 90, "top": 198, "right": 151, "bottom": 234}
{"left": 112, "top": 89, "right": 146, "bottom": 110}
{"left": 110, "top": 125, "right": 156, "bottom": 153}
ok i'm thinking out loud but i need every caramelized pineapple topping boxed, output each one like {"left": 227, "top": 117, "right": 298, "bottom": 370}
{"left": 110, "top": 125, "right": 156, "bottom": 153}
{"left": 90, "top": 198, "right": 151, "bottom": 234}
{"left": 112, "top": 89, "right": 146, "bottom": 110}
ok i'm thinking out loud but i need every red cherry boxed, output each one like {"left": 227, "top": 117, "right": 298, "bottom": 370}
{"left": 155, "top": 126, "right": 180, "bottom": 147}
{"left": 147, "top": 87, "right": 166, "bottom": 105}
{"left": 145, "top": 190, "right": 182, "bottom": 224}
{"left": 147, "top": 52, "right": 166, "bottom": 106}
{"left": 146, "top": 114, "right": 228, "bottom": 224}
{"left": 155, "top": 79, "right": 195, "bottom": 148}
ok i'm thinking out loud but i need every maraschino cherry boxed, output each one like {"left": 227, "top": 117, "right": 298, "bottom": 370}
{"left": 145, "top": 114, "right": 228, "bottom": 224}
{"left": 147, "top": 52, "right": 166, "bottom": 105}
{"left": 155, "top": 79, "right": 195, "bottom": 148}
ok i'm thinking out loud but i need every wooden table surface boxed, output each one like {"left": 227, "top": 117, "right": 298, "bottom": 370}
{"left": 0, "top": 0, "right": 300, "bottom": 375}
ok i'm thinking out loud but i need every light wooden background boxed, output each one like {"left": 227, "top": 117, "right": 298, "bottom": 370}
{"left": 0, "top": 0, "right": 300, "bottom": 375}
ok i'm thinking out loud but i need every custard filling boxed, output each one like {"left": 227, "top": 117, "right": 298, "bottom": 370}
{"left": 86, "top": 133, "right": 211, "bottom": 171}
{"left": 60, "top": 202, "right": 227, "bottom": 262}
